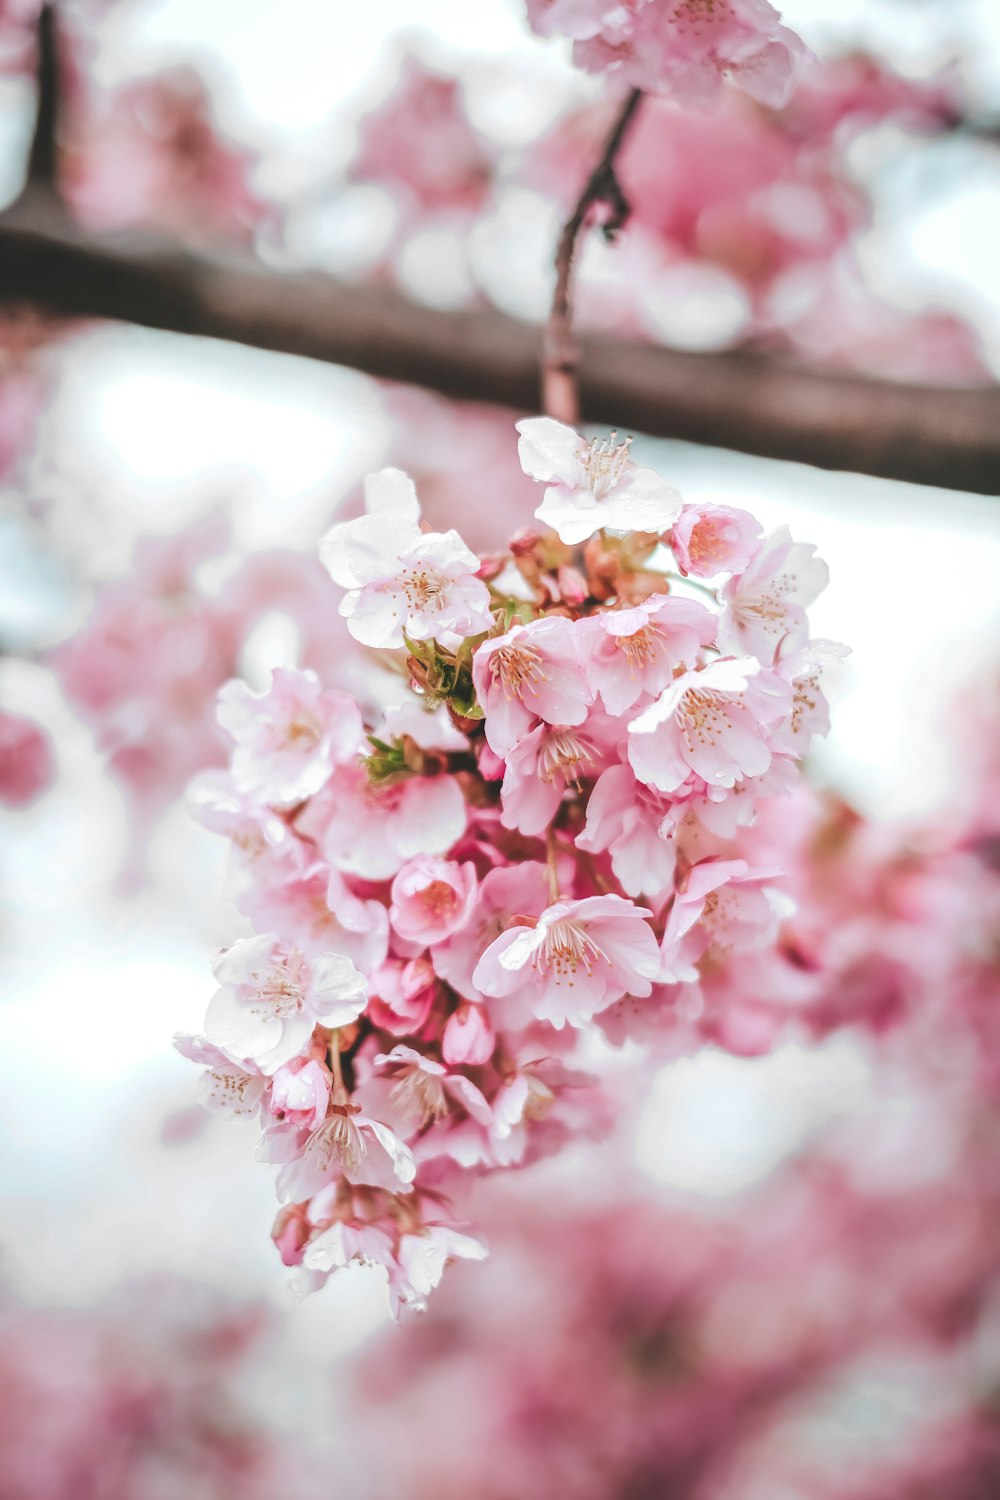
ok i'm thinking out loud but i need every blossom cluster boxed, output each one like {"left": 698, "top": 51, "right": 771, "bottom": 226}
{"left": 179, "top": 414, "right": 841, "bottom": 1310}
{"left": 525, "top": 0, "right": 812, "bottom": 108}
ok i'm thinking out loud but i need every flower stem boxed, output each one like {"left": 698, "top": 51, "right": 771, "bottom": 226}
{"left": 546, "top": 827, "right": 562, "bottom": 903}
{"left": 542, "top": 88, "right": 643, "bottom": 425}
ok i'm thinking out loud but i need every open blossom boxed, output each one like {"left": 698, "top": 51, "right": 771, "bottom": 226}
{"left": 390, "top": 857, "right": 478, "bottom": 944}
{"left": 241, "top": 867, "right": 389, "bottom": 972}
{"left": 528, "top": 0, "right": 812, "bottom": 109}
{"left": 577, "top": 761, "right": 678, "bottom": 900}
{"left": 276, "top": 1097, "right": 416, "bottom": 1198}
{"left": 433, "top": 862, "right": 551, "bottom": 1002}
{"left": 474, "top": 894, "right": 660, "bottom": 1027}
{"left": 390, "top": 1224, "right": 490, "bottom": 1314}
{"left": 628, "top": 655, "right": 788, "bottom": 792}
{"left": 581, "top": 593, "right": 716, "bottom": 715}
{"left": 313, "top": 762, "right": 468, "bottom": 881}
{"left": 217, "top": 667, "right": 362, "bottom": 807}
{"left": 472, "top": 615, "right": 592, "bottom": 758}
{"left": 659, "top": 858, "right": 780, "bottom": 981}
{"left": 718, "top": 525, "right": 829, "bottom": 663}
{"left": 517, "top": 417, "right": 681, "bottom": 544}
{"left": 500, "top": 718, "right": 611, "bottom": 837}
{"left": 204, "top": 933, "right": 367, "bottom": 1074}
{"left": 319, "top": 467, "right": 493, "bottom": 648}
{"left": 669, "top": 501, "right": 762, "bottom": 578}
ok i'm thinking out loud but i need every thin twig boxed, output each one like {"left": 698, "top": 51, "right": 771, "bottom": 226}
{"left": 25, "top": 3, "right": 61, "bottom": 196}
{"left": 542, "top": 88, "right": 643, "bottom": 425}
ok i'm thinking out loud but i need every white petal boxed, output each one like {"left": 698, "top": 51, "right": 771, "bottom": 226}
{"left": 364, "top": 467, "right": 421, "bottom": 521}
{"left": 516, "top": 416, "right": 583, "bottom": 484}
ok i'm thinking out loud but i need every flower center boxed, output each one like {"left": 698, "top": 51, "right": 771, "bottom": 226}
{"left": 389, "top": 1068, "right": 449, "bottom": 1127}
{"left": 617, "top": 622, "right": 665, "bottom": 672}
{"left": 312, "top": 1104, "right": 365, "bottom": 1176}
{"left": 533, "top": 919, "right": 611, "bottom": 983}
{"left": 277, "top": 710, "right": 322, "bottom": 751}
{"left": 418, "top": 879, "right": 460, "bottom": 920}
{"left": 677, "top": 687, "right": 734, "bottom": 750}
{"left": 249, "top": 960, "right": 306, "bottom": 1020}
{"left": 490, "top": 643, "right": 545, "bottom": 699}
{"left": 668, "top": 0, "right": 732, "bottom": 35}
{"left": 537, "top": 728, "right": 595, "bottom": 787}
{"left": 577, "top": 431, "right": 633, "bottom": 498}
{"left": 400, "top": 565, "right": 448, "bottom": 612}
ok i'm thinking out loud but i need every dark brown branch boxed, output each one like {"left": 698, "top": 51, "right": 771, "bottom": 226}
{"left": 25, "top": 3, "right": 61, "bottom": 195}
{"left": 0, "top": 206, "right": 997, "bottom": 495}
{"left": 543, "top": 88, "right": 643, "bottom": 424}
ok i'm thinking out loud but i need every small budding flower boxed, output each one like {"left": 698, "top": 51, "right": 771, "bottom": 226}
{"left": 389, "top": 857, "right": 478, "bottom": 945}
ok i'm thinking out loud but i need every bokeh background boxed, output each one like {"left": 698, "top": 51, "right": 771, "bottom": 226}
{"left": 1, "top": 1, "right": 999, "bottom": 1496}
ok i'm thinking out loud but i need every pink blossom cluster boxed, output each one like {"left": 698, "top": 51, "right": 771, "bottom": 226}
{"left": 179, "top": 415, "right": 841, "bottom": 1309}
{"left": 0, "top": 1275, "right": 331, "bottom": 1500}
{"left": 52, "top": 515, "right": 361, "bottom": 879}
{"left": 525, "top": 0, "right": 813, "bottom": 109}
{"left": 61, "top": 65, "right": 267, "bottom": 241}
{"left": 352, "top": 1131, "right": 1000, "bottom": 1500}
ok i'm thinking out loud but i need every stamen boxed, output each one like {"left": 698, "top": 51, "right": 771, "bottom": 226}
{"left": 577, "top": 431, "right": 633, "bottom": 498}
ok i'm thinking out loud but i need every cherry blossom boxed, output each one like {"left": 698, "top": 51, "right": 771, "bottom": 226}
{"left": 217, "top": 666, "right": 363, "bottom": 807}
{"left": 581, "top": 592, "right": 716, "bottom": 714}
{"left": 204, "top": 933, "right": 367, "bottom": 1074}
{"left": 183, "top": 413, "right": 835, "bottom": 1307}
{"left": 717, "top": 524, "right": 830, "bottom": 662}
{"left": 474, "top": 894, "right": 660, "bottom": 1027}
{"left": 628, "top": 655, "right": 788, "bottom": 792}
{"left": 389, "top": 856, "right": 478, "bottom": 945}
{"left": 517, "top": 416, "right": 681, "bottom": 544}
{"left": 526, "top": 0, "right": 812, "bottom": 109}
{"left": 319, "top": 467, "right": 493, "bottom": 648}
{"left": 669, "top": 500, "right": 762, "bottom": 578}
{"left": 472, "top": 614, "right": 593, "bottom": 757}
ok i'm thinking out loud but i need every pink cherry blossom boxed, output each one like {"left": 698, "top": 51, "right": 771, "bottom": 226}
{"left": 717, "top": 525, "right": 830, "bottom": 663}
{"left": 314, "top": 762, "right": 468, "bottom": 881}
{"left": 188, "top": 770, "right": 309, "bottom": 888}
{"left": 389, "top": 1223, "right": 490, "bottom": 1314}
{"left": 216, "top": 666, "right": 363, "bottom": 807}
{"left": 240, "top": 866, "right": 389, "bottom": 972}
{"left": 204, "top": 933, "right": 367, "bottom": 1074}
{"left": 669, "top": 501, "right": 762, "bottom": 578}
{"left": 659, "top": 858, "right": 780, "bottom": 981}
{"left": 0, "top": 709, "right": 54, "bottom": 807}
{"left": 472, "top": 614, "right": 593, "bottom": 757}
{"left": 367, "top": 956, "right": 440, "bottom": 1034}
{"left": 577, "top": 761, "right": 678, "bottom": 900}
{"left": 433, "top": 861, "right": 551, "bottom": 1002}
{"left": 553, "top": 0, "right": 813, "bottom": 110}
{"left": 581, "top": 593, "right": 716, "bottom": 715}
{"left": 368, "top": 1044, "right": 494, "bottom": 1138}
{"left": 319, "top": 467, "right": 493, "bottom": 648}
{"left": 276, "top": 1096, "right": 416, "bottom": 1198}
{"left": 474, "top": 894, "right": 660, "bottom": 1028}
{"left": 516, "top": 416, "right": 681, "bottom": 544}
{"left": 627, "top": 655, "right": 788, "bottom": 793}
{"left": 389, "top": 857, "right": 478, "bottom": 944}
{"left": 268, "top": 1056, "right": 333, "bottom": 1131}
{"left": 500, "top": 718, "right": 612, "bottom": 837}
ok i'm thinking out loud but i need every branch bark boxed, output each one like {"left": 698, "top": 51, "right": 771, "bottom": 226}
{"left": 0, "top": 205, "right": 997, "bottom": 496}
{"left": 25, "top": 3, "right": 61, "bottom": 194}
{"left": 544, "top": 88, "right": 643, "bottom": 424}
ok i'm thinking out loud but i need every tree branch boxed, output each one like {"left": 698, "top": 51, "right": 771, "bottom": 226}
{"left": 0, "top": 206, "right": 997, "bottom": 495}
{"left": 544, "top": 88, "right": 643, "bottom": 424}
{"left": 25, "top": 3, "right": 61, "bottom": 196}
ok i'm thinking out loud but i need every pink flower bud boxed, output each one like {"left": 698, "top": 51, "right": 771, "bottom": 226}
{"left": 271, "top": 1204, "right": 310, "bottom": 1267}
{"left": 442, "top": 1002, "right": 495, "bottom": 1065}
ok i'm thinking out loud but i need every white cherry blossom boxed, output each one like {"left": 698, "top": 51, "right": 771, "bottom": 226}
{"left": 516, "top": 416, "right": 682, "bottom": 544}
